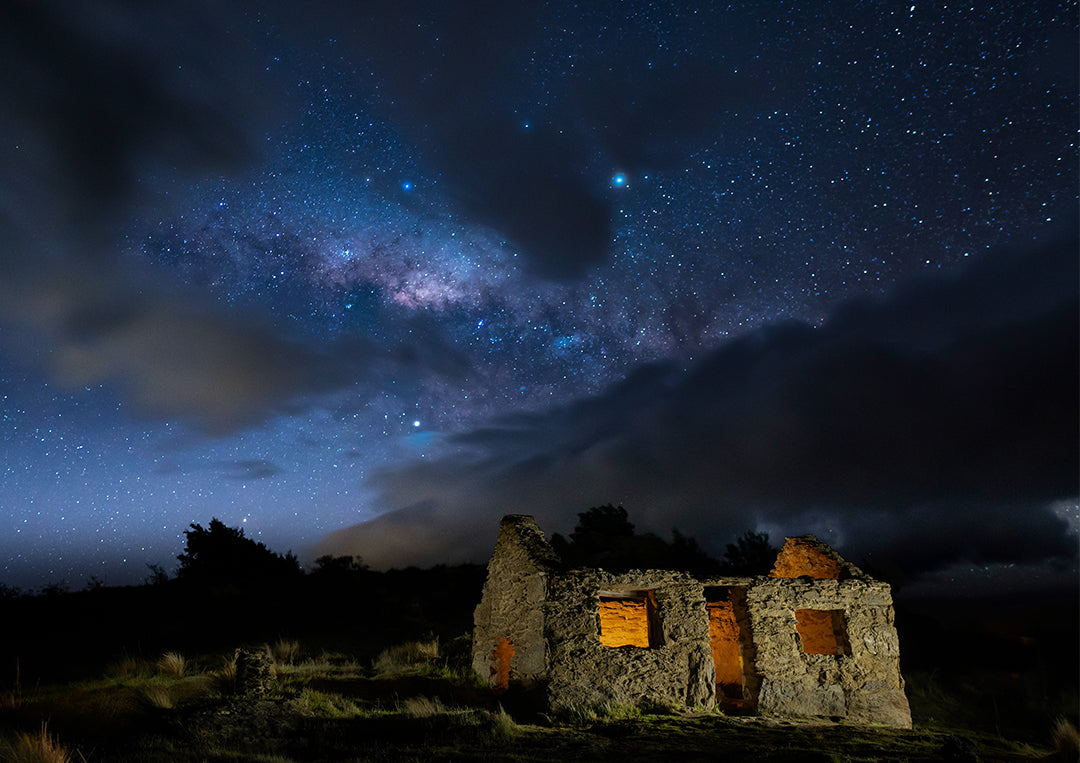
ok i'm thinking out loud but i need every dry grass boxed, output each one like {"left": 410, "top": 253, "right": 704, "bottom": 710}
{"left": 265, "top": 638, "right": 300, "bottom": 666}
{"left": 156, "top": 651, "right": 185, "bottom": 678}
{"left": 5, "top": 722, "right": 77, "bottom": 763}
{"left": 491, "top": 704, "right": 520, "bottom": 741}
{"left": 401, "top": 695, "right": 445, "bottom": 718}
{"left": 1052, "top": 717, "right": 1079, "bottom": 758}
{"left": 1, "top": 689, "right": 20, "bottom": 711}
{"left": 139, "top": 685, "right": 174, "bottom": 710}
{"left": 210, "top": 655, "right": 238, "bottom": 695}
{"left": 104, "top": 656, "right": 143, "bottom": 679}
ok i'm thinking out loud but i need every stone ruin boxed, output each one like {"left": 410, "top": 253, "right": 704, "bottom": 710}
{"left": 472, "top": 515, "right": 912, "bottom": 727}
{"left": 234, "top": 647, "right": 276, "bottom": 696}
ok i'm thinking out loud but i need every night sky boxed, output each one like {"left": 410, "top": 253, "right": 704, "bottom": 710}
{"left": 1, "top": 1, "right": 1076, "bottom": 594}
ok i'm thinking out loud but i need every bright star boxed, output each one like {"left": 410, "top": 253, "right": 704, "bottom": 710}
{"left": 612, "top": 173, "right": 628, "bottom": 188}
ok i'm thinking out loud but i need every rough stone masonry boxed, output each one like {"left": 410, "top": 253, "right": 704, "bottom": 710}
{"left": 473, "top": 515, "right": 911, "bottom": 727}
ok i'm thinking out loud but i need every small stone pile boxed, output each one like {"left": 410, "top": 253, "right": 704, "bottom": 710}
{"left": 234, "top": 648, "right": 275, "bottom": 696}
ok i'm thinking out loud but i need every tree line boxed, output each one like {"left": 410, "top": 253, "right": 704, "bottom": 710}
{"left": 0, "top": 507, "right": 778, "bottom": 599}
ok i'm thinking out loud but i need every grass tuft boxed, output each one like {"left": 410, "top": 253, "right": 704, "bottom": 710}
{"left": 157, "top": 651, "right": 186, "bottom": 678}
{"left": 401, "top": 695, "right": 445, "bottom": 718}
{"left": 292, "top": 687, "right": 365, "bottom": 719}
{"left": 210, "top": 656, "right": 238, "bottom": 695}
{"left": 490, "top": 704, "right": 520, "bottom": 740}
{"left": 104, "top": 656, "right": 144, "bottom": 679}
{"left": 266, "top": 638, "right": 300, "bottom": 667}
{"left": 6, "top": 722, "right": 76, "bottom": 763}
{"left": 1052, "top": 717, "right": 1079, "bottom": 758}
{"left": 554, "top": 700, "right": 650, "bottom": 724}
{"left": 140, "top": 685, "right": 174, "bottom": 710}
{"left": 373, "top": 638, "right": 439, "bottom": 676}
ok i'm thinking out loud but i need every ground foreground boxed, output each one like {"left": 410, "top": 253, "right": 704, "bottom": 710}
{"left": 0, "top": 641, "right": 1074, "bottom": 763}
{"left": 0, "top": 573, "right": 1076, "bottom": 762}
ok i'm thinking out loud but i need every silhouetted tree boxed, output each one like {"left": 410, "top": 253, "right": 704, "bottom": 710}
{"left": 669, "top": 527, "right": 722, "bottom": 575}
{"left": 144, "top": 563, "right": 170, "bottom": 586}
{"left": 570, "top": 504, "right": 635, "bottom": 541}
{"left": 310, "top": 554, "right": 368, "bottom": 577}
{"left": 721, "top": 530, "right": 779, "bottom": 575}
{"left": 40, "top": 580, "right": 69, "bottom": 597}
{"left": 176, "top": 518, "right": 301, "bottom": 586}
{"left": 552, "top": 505, "right": 704, "bottom": 572}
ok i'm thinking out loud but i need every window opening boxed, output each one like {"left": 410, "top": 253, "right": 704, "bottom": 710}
{"left": 599, "top": 590, "right": 660, "bottom": 647}
{"left": 795, "top": 609, "right": 850, "bottom": 655}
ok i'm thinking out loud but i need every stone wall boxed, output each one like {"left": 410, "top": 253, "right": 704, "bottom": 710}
{"left": 472, "top": 518, "right": 911, "bottom": 728}
{"left": 543, "top": 569, "right": 715, "bottom": 713}
{"left": 747, "top": 576, "right": 911, "bottom": 728}
{"left": 472, "top": 516, "right": 559, "bottom": 688}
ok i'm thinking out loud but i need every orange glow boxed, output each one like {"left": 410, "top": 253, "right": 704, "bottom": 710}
{"left": 599, "top": 597, "right": 651, "bottom": 647}
{"left": 708, "top": 600, "right": 744, "bottom": 697}
{"left": 795, "top": 609, "right": 849, "bottom": 655}
{"left": 770, "top": 538, "right": 843, "bottom": 579}
{"left": 491, "top": 637, "right": 514, "bottom": 692}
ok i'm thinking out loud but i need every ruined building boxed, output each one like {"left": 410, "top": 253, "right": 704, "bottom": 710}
{"left": 472, "top": 515, "right": 911, "bottom": 727}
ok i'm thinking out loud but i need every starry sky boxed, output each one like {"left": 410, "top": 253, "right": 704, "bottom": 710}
{"left": 1, "top": 1, "right": 1076, "bottom": 593}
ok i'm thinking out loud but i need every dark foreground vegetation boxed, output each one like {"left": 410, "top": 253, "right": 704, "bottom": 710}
{"left": 0, "top": 517, "right": 1076, "bottom": 761}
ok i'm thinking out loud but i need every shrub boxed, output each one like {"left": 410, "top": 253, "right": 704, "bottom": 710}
{"left": 157, "top": 651, "right": 186, "bottom": 678}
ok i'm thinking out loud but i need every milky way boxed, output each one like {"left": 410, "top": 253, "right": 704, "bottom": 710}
{"left": 0, "top": 1, "right": 1075, "bottom": 591}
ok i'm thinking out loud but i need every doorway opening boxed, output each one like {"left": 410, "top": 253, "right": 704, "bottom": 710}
{"left": 705, "top": 586, "right": 754, "bottom": 709}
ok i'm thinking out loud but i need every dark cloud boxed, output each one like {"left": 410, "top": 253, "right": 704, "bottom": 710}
{"left": 321, "top": 228, "right": 1079, "bottom": 579}
{"left": 274, "top": 1, "right": 783, "bottom": 281}
{"left": 0, "top": 0, "right": 462, "bottom": 432}
{"left": 218, "top": 459, "right": 282, "bottom": 481}
{"left": 0, "top": 263, "right": 389, "bottom": 431}
{"left": 0, "top": 0, "right": 261, "bottom": 221}
{"left": 298, "top": 1, "right": 608, "bottom": 281}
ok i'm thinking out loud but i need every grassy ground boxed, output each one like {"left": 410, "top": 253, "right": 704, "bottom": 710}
{"left": 0, "top": 637, "right": 1072, "bottom": 763}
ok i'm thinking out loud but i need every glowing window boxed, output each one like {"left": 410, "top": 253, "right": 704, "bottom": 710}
{"left": 795, "top": 609, "right": 850, "bottom": 656}
{"left": 599, "top": 590, "right": 659, "bottom": 648}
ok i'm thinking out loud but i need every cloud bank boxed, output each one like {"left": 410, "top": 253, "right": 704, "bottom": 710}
{"left": 320, "top": 228, "right": 1079, "bottom": 582}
